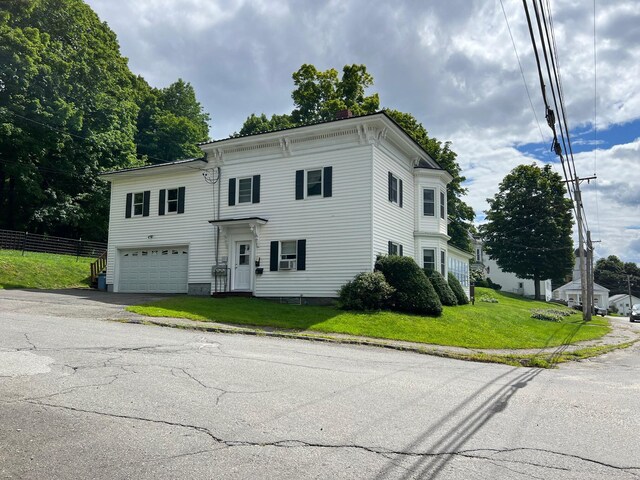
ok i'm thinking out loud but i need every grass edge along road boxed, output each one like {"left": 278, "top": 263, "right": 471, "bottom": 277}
{"left": 128, "top": 287, "right": 610, "bottom": 350}
{"left": 0, "top": 250, "right": 93, "bottom": 289}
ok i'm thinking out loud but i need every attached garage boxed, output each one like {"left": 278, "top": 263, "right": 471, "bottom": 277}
{"left": 118, "top": 247, "right": 188, "bottom": 293}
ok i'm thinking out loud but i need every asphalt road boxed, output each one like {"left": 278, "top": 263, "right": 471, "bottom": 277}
{"left": 1, "top": 290, "right": 639, "bottom": 479}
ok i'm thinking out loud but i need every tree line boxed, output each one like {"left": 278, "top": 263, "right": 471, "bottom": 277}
{"left": 0, "top": 0, "right": 209, "bottom": 241}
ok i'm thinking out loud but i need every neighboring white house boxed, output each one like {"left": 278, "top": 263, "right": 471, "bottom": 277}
{"left": 470, "top": 236, "right": 552, "bottom": 300}
{"left": 609, "top": 293, "right": 640, "bottom": 315}
{"left": 552, "top": 250, "right": 609, "bottom": 309}
{"left": 102, "top": 112, "right": 472, "bottom": 301}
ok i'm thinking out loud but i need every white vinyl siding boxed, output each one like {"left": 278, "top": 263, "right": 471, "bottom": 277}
{"left": 106, "top": 169, "right": 215, "bottom": 292}
{"left": 372, "top": 147, "right": 414, "bottom": 261}
{"left": 218, "top": 141, "right": 373, "bottom": 298}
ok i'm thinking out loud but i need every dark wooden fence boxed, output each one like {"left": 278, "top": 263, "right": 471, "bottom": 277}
{"left": 0, "top": 229, "right": 107, "bottom": 259}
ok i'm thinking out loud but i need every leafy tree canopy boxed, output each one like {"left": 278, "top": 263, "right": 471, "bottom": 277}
{"left": 480, "top": 163, "right": 574, "bottom": 299}
{"left": 594, "top": 255, "right": 640, "bottom": 297}
{"left": 237, "top": 63, "right": 474, "bottom": 251}
{"left": 0, "top": 0, "right": 210, "bottom": 240}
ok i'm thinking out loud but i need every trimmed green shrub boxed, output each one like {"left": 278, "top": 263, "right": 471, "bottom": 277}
{"left": 448, "top": 272, "right": 469, "bottom": 305}
{"left": 338, "top": 271, "right": 395, "bottom": 311}
{"left": 375, "top": 255, "right": 442, "bottom": 316}
{"left": 427, "top": 270, "right": 458, "bottom": 306}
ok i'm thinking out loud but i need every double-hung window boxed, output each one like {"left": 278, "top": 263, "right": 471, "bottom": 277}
{"left": 441, "top": 251, "right": 446, "bottom": 275}
{"left": 158, "top": 187, "right": 185, "bottom": 215}
{"left": 125, "top": 191, "right": 150, "bottom": 218}
{"left": 440, "top": 191, "right": 446, "bottom": 219}
{"left": 388, "top": 172, "right": 403, "bottom": 207}
{"left": 388, "top": 241, "right": 403, "bottom": 256}
{"left": 133, "top": 192, "right": 145, "bottom": 216}
{"left": 423, "top": 188, "right": 435, "bottom": 216}
{"left": 228, "top": 175, "right": 260, "bottom": 205}
{"left": 295, "top": 167, "right": 332, "bottom": 199}
{"left": 423, "top": 249, "right": 435, "bottom": 271}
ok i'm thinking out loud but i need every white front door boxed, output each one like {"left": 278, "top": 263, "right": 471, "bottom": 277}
{"left": 233, "top": 241, "right": 252, "bottom": 291}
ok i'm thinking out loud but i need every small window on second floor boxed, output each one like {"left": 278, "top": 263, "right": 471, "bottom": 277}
{"left": 423, "top": 188, "right": 435, "bottom": 216}
{"left": 166, "top": 188, "right": 179, "bottom": 213}
{"left": 388, "top": 172, "right": 403, "bottom": 207}
{"left": 238, "top": 177, "right": 253, "bottom": 204}
{"left": 440, "top": 191, "right": 446, "bottom": 219}
{"left": 295, "top": 167, "right": 332, "bottom": 199}
{"left": 158, "top": 187, "right": 185, "bottom": 215}
{"left": 133, "top": 192, "right": 145, "bottom": 216}
{"left": 125, "top": 190, "right": 150, "bottom": 218}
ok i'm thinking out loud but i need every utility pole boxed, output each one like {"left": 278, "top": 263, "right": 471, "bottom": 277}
{"left": 585, "top": 231, "right": 593, "bottom": 321}
{"left": 574, "top": 189, "right": 588, "bottom": 321}
{"left": 628, "top": 275, "right": 633, "bottom": 318}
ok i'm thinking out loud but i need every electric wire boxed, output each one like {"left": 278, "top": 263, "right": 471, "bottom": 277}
{"left": 499, "top": 0, "right": 550, "bottom": 157}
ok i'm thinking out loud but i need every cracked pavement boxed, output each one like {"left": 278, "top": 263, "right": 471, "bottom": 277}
{"left": 1, "top": 290, "right": 639, "bottom": 479}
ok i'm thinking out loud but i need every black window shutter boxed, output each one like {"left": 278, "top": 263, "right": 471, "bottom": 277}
{"left": 323, "top": 166, "right": 332, "bottom": 198}
{"left": 228, "top": 178, "right": 236, "bottom": 206}
{"left": 143, "top": 191, "right": 150, "bottom": 217}
{"left": 252, "top": 175, "right": 260, "bottom": 204}
{"left": 399, "top": 244, "right": 403, "bottom": 256}
{"left": 125, "top": 193, "right": 132, "bottom": 218}
{"left": 388, "top": 172, "right": 393, "bottom": 201}
{"left": 399, "top": 179, "right": 403, "bottom": 208}
{"left": 158, "top": 189, "right": 166, "bottom": 216}
{"left": 388, "top": 241, "right": 393, "bottom": 255}
{"left": 178, "top": 186, "right": 185, "bottom": 214}
{"left": 270, "top": 241, "right": 279, "bottom": 271}
{"left": 295, "top": 170, "right": 304, "bottom": 200}
{"left": 297, "top": 239, "right": 306, "bottom": 271}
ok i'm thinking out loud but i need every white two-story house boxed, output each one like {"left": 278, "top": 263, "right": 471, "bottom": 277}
{"left": 102, "top": 112, "right": 471, "bottom": 302}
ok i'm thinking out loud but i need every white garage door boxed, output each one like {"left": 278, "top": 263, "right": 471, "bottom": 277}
{"left": 118, "top": 247, "right": 188, "bottom": 293}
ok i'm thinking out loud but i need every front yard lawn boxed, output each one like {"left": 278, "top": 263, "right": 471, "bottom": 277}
{"left": 127, "top": 288, "right": 610, "bottom": 349}
{"left": 0, "top": 250, "right": 93, "bottom": 289}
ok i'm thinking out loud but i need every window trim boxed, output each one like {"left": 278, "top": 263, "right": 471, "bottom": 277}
{"left": 126, "top": 190, "right": 150, "bottom": 218}
{"left": 296, "top": 167, "right": 332, "bottom": 200}
{"left": 388, "top": 172, "right": 403, "bottom": 207}
{"left": 237, "top": 177, "right": 253, "bottom": 204}
{"left": 166, "top": 188, "right": 179, "bottom": 214}
{"left": 270, "top": 239, "right": 307, "bottom": 271}
{"left": 423, "top": 188, "right": 435, "bottom": 216}
{"left": 440, "top": 251, "right": 446, "bottom": 275}
{"left": 132, "top": 192, "right": 145, "bottom": 217}
{"left": 423, "top": 248, "right": 436, "bottom": 272}
{"left": 440, "top": 191, "right": 446, "bottom": 219}
{"left": 388, "top": 241, "right": 403, "bottom": 256}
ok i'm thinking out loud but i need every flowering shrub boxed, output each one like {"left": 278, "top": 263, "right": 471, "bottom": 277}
{"left": 479, "top": 294, "right": 499, "bottom": 303}
{"left": 530, "top": 309, "right": 573, "bottom": 322}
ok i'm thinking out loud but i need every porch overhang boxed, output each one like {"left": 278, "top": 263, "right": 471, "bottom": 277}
{"left": 209, "top": 217, "right": 268, "bottom": 246}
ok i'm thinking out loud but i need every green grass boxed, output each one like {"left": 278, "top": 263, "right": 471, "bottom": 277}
{"left": 127, "top": 287, "right": 611, "bottom": 349}
{"left": 0, "top": 249, "right": 94, "bottom": 289}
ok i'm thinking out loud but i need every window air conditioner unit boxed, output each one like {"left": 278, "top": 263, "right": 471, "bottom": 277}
{"left": 279, "top": 260, "right": 295, "bottom": 270}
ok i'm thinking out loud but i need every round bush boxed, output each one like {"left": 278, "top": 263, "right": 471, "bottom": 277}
{"left": 374, "top": 255, "right": 442, "bottom": 316}
{"left": 447, "top": 272, "right": 469, "bottom": 305}
{"left": 338, "top": 271, "right": 395, "bottom": 311}
{"left": 427, "top": 270, "right": 458, "bottom": 306}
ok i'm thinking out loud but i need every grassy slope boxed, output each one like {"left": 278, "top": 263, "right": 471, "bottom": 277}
{"left": 128, "top": 287, "right": 610, "bottom": 349}
{"left": 0, "top": 250, "right": 93, "bottom": 289}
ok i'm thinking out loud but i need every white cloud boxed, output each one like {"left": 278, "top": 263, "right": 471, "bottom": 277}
{"left": 85, "top": 0, "right": 640, "bottom": 263}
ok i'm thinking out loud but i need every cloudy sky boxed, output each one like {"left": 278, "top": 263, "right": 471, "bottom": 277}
{"left": 85, "top": 0, "right": 640, "bottom": 264}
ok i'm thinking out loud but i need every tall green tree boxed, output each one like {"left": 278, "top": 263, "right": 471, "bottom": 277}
{"left": 480, "top": 164, "right": 574, "bottom": 299}
{"left": 594, "top": 255, "right": 640, "bottom": 297}
{"left": 0, "top": 0, "right": 140, "bottom": 240}
{"left": 384, "top": 109, "right": 475, "bottom": 251}
{"left": 0, "top": 0, "right": 211, "bottom": 240}
{"left": 135, "top": 78, "right": 210, "bottom": 164}
{"left": 237, "top": 64, "right": 474, "bottom": 250}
